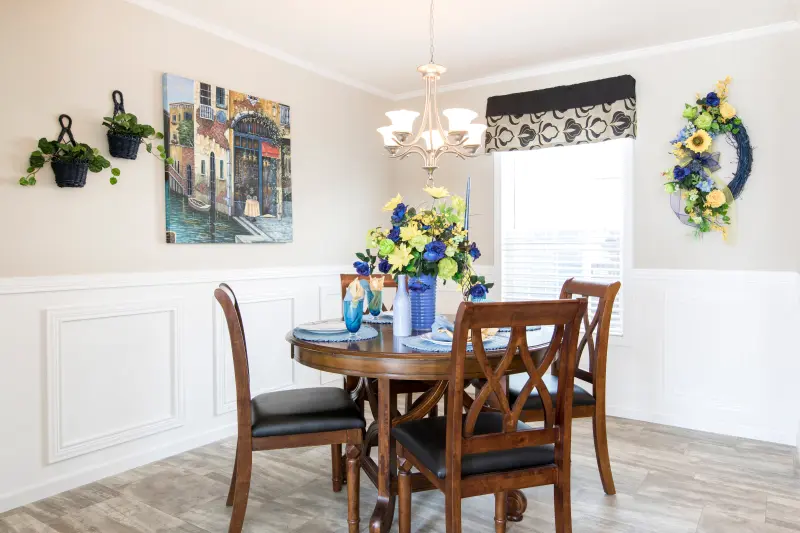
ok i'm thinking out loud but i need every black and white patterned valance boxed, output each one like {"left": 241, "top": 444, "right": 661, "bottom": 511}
{"left": 485, "top": 75, "right": 637, "bottom": 152}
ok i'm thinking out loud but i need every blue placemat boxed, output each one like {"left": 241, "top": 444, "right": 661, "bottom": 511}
{"left": 293, "top": 325, "right": 379, "bottom": 342}
{"left": 401, "top": 334, "right": 511, "bottom": 353}
{"left": 364, "top": 313, "right": 393, "bottom": 324}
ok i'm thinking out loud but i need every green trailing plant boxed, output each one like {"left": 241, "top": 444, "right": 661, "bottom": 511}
{"left": 19, "top": 138, "right": 120, "bottom": 186}
{"left": 102, "top": 113, "right": 174, "bottom": 165}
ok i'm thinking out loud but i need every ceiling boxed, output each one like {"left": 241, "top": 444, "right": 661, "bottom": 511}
{"left": 140, "top": 0, "right": 798, "bottom": 98}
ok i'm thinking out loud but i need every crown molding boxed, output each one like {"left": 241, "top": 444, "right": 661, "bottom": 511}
{"left": 121, "top": 0, "right": 396, "bottom": 100}
{"left": 391, "top": 21, "right": 800, "bottom": 101}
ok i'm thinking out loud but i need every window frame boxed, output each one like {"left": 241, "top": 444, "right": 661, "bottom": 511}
{"left": 493, "top": 140, "right": 633, "bottom": 342}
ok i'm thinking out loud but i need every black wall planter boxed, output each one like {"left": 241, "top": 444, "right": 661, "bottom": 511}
{"left": 106, "top": 90, "right": 141, "bottom": 160}
{"left": 51, "top": 159, "right": 89, "bottom": 188}
{"left": 107, "top": 132, "right": 140, "bottom": 159}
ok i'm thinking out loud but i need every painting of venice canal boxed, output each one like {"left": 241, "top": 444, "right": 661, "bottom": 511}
{"left": 163, "top": 73, "right": 292, "bottom": 243}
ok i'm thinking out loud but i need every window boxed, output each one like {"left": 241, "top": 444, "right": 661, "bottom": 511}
{"left": 497, "top": 140, "right": 629, "bottom": 334}
{"left": 184, "top": 111, "right": 191, "bottom": 121}
{"left": 279, "top": 104, "right": 290, "bottom": 126}
{"left": 201, "top": 160, "right": 206, "bottom": 176}
{"left": 171, "top": 114, "right": 177, "bottom": 124}
{"left": 216, "top": 87, "right": 226, "bottom": 107}
{"left": 219, "top": 159, "right": 224, "bottom": 180}
{"left": 175, "top": 160, "right": 180, "bottom": 173}
{"left": 199, "top": 83, "right": 211, "bottom": 106}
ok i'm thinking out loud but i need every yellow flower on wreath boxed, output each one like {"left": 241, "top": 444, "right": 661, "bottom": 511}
{"left": 382, "top": 193, "right": 403, "bottom": 212}
{"left": 705, "top": 189, "right": 726, "bottom": 209}
{"left": 719, "top": 102, "right": 736, "bottom": 120}
{"left": 686, "top": 130, "right": 712, "bottom": 153}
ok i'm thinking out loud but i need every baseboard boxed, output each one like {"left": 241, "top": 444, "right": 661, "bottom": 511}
{"left": 608, "top": 405, "right": 796, "bottom": 446}
{"left": 0, "top": 424, "right": 236, "bottom": 514}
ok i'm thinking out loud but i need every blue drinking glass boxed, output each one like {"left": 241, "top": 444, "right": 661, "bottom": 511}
{"left": 366, "top": 288, "right": 383, "bottom": 316}
{"left": 343, "top": 299, "right": 364, "bottom": 338}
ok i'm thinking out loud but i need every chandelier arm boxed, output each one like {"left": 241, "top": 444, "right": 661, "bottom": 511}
{"left": 404, "top": 76, "right": 433, "bottom": 146}
{"left": 392, "top": 144, "right": 428, "bottom": 161}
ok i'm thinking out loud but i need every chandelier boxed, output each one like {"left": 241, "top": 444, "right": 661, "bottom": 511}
{"left": 377, "top": 0, "right": 486, "bottom": 185}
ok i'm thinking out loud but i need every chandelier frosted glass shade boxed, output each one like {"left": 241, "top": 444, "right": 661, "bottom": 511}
{"left": 443, "top": 108, "right": 477, "bottom": 133}
{"left": 385, "top": 110, "right": 420, "bottom": 134}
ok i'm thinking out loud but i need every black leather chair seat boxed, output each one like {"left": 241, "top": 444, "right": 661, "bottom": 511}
{"left": 392, "top": 413, "right": 555, "bottom": 479}
{"left": 251, "top": 387, "right": 365, "bottom": 438}
{"left": 508, "top": 373, "right": 595, "bottom": 411}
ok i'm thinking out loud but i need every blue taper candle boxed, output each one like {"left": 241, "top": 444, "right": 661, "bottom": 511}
{"left": 464, "top": 176, "right": 471, "bottom": 233}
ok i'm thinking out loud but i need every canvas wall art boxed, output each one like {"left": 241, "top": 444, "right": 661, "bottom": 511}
{"left": 163, "top": 73, "right": 292, "bottom": 243}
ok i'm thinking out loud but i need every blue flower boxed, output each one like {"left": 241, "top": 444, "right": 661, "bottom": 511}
{"left": 353, "top": 261, "right": 370, "bottom": 276}
{"left": 378, "top": 258, "right": 391, "bottom": 274}
{"left": 670, "top": 124, "right": 696, "bottom": 145}
{"left": 391, "top": 203, "right": 407, "bottom": 225}
{"left": 468, "top": 242, "right": 481, "bottom": 260}
{"left": 422, "top": 240, "right": 447, "bottom": 262}
{"left": 408, "top": 279, "right": 431, "bottom": 293}
{"left": 689, "top": 159, "right": 704, "bottom": 174}
{"left": 387, "top": 226, "right": 400, "bottom": 243}
{"left": 673, "top": 165, "right": 691, "bottom": 181}
{"left": 706, "top": 92, "right": 721, "bottom": 107}
{"left": 697, "top": 179, "right": 713, "bottom": 193}
{"left": 421, "top": 224, "right": 431, "bottom": 230}
{"left": 469, "top": 283, "right": 488, "bottom": 300}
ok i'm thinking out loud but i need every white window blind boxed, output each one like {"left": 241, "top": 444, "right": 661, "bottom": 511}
{"left": 499, "top": 140, "right": 629, "bottom": 335}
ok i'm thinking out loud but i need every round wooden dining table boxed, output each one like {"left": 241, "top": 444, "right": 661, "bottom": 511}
{"left": 287, "top": 321, "right": 553, "bottom": 533}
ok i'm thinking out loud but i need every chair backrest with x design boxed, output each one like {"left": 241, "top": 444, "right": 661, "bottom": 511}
{"left": 553, "top": 278, "right": 621, "bottom": 393}
{"left": 446, "top": 299, "right": 586, "bottom": 475}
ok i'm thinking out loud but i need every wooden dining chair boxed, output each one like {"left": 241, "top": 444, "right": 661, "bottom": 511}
{"left": 510, "top": 278, "right": 621, "bottom": 495}
{"left": 393, "top": 298, "right": 586, "bottom": 533}
{"left": 339, "top": 274, "right": 436, "bottom": 415}
{"left": 215, "top": 284, "right": 365, "bottom": 533}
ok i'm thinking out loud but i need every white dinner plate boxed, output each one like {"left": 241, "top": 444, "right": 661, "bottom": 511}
{"left": 296, "top": 320, "right": 349, "bottom": 334}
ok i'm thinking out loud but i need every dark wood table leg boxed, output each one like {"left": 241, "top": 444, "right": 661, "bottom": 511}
{"left": 369, "top": 377, "right": 397, "bottom": 533}
{"left": 507, "top": 489, "right": 527, "bottom": 522}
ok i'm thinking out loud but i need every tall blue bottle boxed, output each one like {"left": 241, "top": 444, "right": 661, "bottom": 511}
{"left": 392, "top": 275, "right": 412, "bottom": 337}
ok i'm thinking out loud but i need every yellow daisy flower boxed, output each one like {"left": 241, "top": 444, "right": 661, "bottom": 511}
{"left": 382, "top": 193, "right": 403, "bottom": 212}
{"left": 387, "top": 244, "right": 413, "bottom": 272}
{"left": 423, "top": 186, "right": 450, "bottom": 199}
{"left": 686, "top": 130, "right": 712, "bottom": 153}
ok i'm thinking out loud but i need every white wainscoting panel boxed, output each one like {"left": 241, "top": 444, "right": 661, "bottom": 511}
{"left": 46, "top": 301, "right": 183, "bottom": 463}
{"left": 214, "top": 294, "right": 296, "bottom": 414}
{"left": 606, "top": 269, "right": 800, "bottom": 446}
{"left": 0, "top": 265, "right": 350, "bottom": 514}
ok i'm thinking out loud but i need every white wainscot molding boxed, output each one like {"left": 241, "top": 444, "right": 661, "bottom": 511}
{"left": 0, "top": 265, "right": 350, "bottom": 513}
{"left": 606, "top": 269, "right": 800, "bottom": 446}
{"left": 46, "top": 300, "right": 184, "bottom": 463}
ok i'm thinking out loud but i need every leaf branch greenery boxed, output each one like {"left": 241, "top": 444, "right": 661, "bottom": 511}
{"left": 19, "top": 138, "right": 120, "bottom": 186}
{"left": 102, "top": 113, "right": 174, "bottom": 166}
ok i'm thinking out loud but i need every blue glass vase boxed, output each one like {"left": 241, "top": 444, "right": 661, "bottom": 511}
{"left": 409, "top": 273, "right": 437, "bottom": 331}
{"left": 343, "top": 299, "right": 364, "bottom": 339}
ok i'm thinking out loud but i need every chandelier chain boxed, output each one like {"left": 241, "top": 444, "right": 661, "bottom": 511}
{"left": 429, "top": 0, "right": 435, "bottom": 64}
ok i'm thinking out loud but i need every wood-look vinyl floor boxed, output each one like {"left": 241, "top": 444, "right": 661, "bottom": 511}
{"left": 2, "top": 417, "right": 799, "bottom": 533}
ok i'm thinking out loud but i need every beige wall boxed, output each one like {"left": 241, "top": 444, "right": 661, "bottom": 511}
{"left": 0, "top": 0, "right": 391, "bottom": 277}
{"left": 392, "top": 30, "right": 799, "bottom": 271}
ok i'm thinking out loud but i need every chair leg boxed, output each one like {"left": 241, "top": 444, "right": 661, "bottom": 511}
{"left": 331, "top": 443, "right": 343, "bottom": 493}
{"left": 405, "top": 392, "right": 413, "bottom": 414}
{"left": 398, "top": 461, "right": 412, "bottom": 533}
{"left": 554, "top": 481, "right": 572, "bottom": 533}
{"left": 445, "top": 490, "right": 462, "bottom": 533}
{"left": 592, "top": 410, "right": 616, "bottom": 495}
{"left": 346, "top": 444, "right": 361, "bottom": 533}
{"left": 228, "top": 446, "right": 252, "bottom": 533}
{"left": 225, "top": 445, "right": 237, "bottom": 507}
{"left": 494, "top": 491, "right": 507, "bottom": 533}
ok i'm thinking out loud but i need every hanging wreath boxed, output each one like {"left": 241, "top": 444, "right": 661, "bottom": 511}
{"left": 662, "top": 77, "right": 753, "bottom": 239}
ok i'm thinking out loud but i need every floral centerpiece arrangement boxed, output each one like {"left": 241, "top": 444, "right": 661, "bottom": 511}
{"left": 662, "top": 77, "right": 744, "bottom": 238}
{"left": 353, "top": 186, "right": 493, "bottom": 329}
